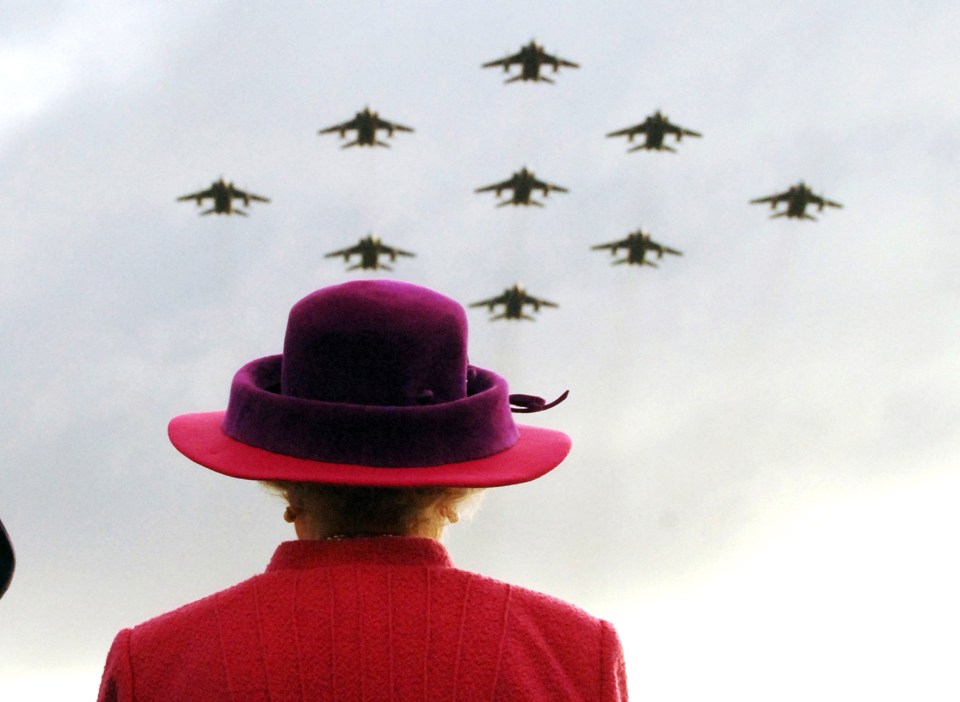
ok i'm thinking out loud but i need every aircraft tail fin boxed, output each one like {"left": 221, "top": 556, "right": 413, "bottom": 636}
{"left": 504, "top": 75, "right": 524, "bottom": 84}
{"left": 341, "top": 140, "right": 360, "bottom": 149}
{"left": 496, "top": 199, "right": 515, "bottom": 208}
{"left": 521, "top": 313, "right": 536, "bottom": 321}
{"left": 374, "top": 140, "right": 391, "bottom": 148}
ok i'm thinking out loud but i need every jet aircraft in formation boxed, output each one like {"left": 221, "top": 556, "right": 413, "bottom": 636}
{"left": 470, "top": 284, "right": 558, "bottom": 321}
{"left": 750, "top": 181, "right": 843, "bottom": 220}
{"left": 592, "top": 229, "right": 683, "bottom": 267}
{"left": 176, "top": 177, "right": 270, "bottom": 216}
{"left": 606, "top": 111, "right": 702, "bottom": 153}
{"left": 482, "top": 40, "right": 579, "bottom": 84}
{"left": 475, "top": 167, "right": 568, "bottom": 207}
{"left": 324, "top": 235, "right": 415, "bottom": 271}
{"left": 318, "top": 107, "right": 414, "bottom": 148}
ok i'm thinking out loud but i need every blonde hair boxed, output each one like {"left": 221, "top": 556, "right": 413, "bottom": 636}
{"left": 263, "top": 481, "right": 482, "bottom": 538}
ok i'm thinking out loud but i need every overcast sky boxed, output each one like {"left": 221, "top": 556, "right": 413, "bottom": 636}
{"left": 1, "top": 2, "right": 959, "bottom": 699}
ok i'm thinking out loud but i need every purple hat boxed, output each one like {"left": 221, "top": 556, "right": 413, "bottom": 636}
{"left": 168, "top": 280, "right": 571, "bottom": 487}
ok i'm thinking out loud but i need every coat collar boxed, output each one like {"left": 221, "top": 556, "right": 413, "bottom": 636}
{"left": 266, "top": 536, "right": 454, "bottom": 572}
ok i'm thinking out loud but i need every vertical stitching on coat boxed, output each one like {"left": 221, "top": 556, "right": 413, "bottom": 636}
{"left": 450, "top": 577, "right": 472, "bottom": 701}
{"left": 293, "top": 571, "right": 306, "bottom": 702}
{"left": 488, "top": 584, "right": 513, "bottom": 701}
{"left": 387, "top": 570, "right": 396, "bottom": 701}
{"left": 423, "top": 568, "right": 431, "bottom": 702}
{"left": 596, "top": 619, "right": 605, "bottom": 701}
{"left": 327, "top": 569, "right": 337, "bottom": 701}
{"left": 123, "top": 628, "right": 137, "bottom": 700}
{"left": 357, "top": 565, "right": 366, "bottom": 702}
{"left": 213, "top": 593, "right": 238, "bottom": 702}
{"left": 252, "top": 580, "right": 272, "bottom": 701}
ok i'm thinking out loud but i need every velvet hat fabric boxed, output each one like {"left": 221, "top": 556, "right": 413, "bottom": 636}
{"left": 168, "top": 280, "right": 571, "bottom": 487}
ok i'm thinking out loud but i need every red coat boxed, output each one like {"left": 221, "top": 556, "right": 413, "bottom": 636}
{"left": 98, "top": 537, "right": 627, "bottom": 701}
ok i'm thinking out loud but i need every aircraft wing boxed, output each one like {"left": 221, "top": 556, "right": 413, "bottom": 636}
{"left": 469, "top": 292, "right": 508, "bottom": 309}
{"left": 482, "top": 50, "right": 523, "bottom": 68}
{"left": 374, "top": 117, "right": 414, "bottom": 133}
{"left": 655, "top": 243, "right": 684, "bottom": 256}
{"left": 750, "top": 190, "right": 790, "bottom": 205}
{"left": 667, "top": 123, "right": 702, "bottom": 138}
{"left": 318, "top": 117, "right": 360, "bottom": 134}
{"left": 523, "top": 293, "right": 558, "bottom": 309}
{"left": 531, "top": 177, "right": 568, "bottom": 194}
{"left": 591, "top": 238, "right": 629, "bottom": 252}
{"left": 541, "top": 50, "right": 579, "bottom": 69}
{"left": 475, "top": 178, "right": 514, "bottom": 194}
{"left": 810, "top": 194, "right": 843, "bottom": 209}
{"left": 232, "top": 187, "right": 270, "bottom": 203}
{"left": 324, "top": 243, "right": 363, "bottom": 258}
{"left": 606, "top": 123, "right": 647, "bottom": 138}
{"left": 380, "top": 244, "right": 415, "bottom": 258}
{"left": 176, "top": 187, "right": 215, "bottom": 202}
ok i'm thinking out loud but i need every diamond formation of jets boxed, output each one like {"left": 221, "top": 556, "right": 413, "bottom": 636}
{"left": 592, "top": 229, "right": 683, "bottom": 268}
{"left": 176, "top": 177, "right": 270, "bottom": 216}
{"left": 475, "top": 167, "right": 568, "bottom": 207}
{"left": 318, "top": 107, "right": 414, "bottom": 148}
{"left": 750, "top": 181, "right": 843, "bottom": 221}
{"left": 469, "top": 283, "right": 558, "bottom": 321}
{"left": 606, "top": 111, "right": 702, "bottom": 153}
{"left": 482, "top": 40, "right": 579, "bottom": 84}
{"left": 324, "top": 235, "right": 415, "bottom": 271}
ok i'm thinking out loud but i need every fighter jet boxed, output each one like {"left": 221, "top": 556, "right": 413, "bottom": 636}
{"left": 318, "top": 107, "right": 414, "bottom": 148}
{"left": 750, "top": 181, "right": 843, "bottom": 221}
{"left": 469, "top": 283, "right": 558, "bottom": 321}
{"left": 324, "top": 234, "right": 415, "bottom": 271}
{"left": 482, "top": 40, "right": 579, "bottom": 84}
{"left": 606, "top": 111, "right": 702, "bottom": 153}
{"left": 475, "top": 167, "right": 568, "bottom": 207}
{"left": 592, "top": 229, "right": 683, "bottom": 268}
{"left": 176, "top": 177, "right": 270, "bottom": 216}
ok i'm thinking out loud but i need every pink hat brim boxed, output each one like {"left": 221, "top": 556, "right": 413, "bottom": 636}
{"left": 168, "top": 411, "right": 571, "bottom": 487}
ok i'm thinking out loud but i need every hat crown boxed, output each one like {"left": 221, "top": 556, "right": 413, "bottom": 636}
{"left": 280, "top": 280, "right": 468, "bottom": 407}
